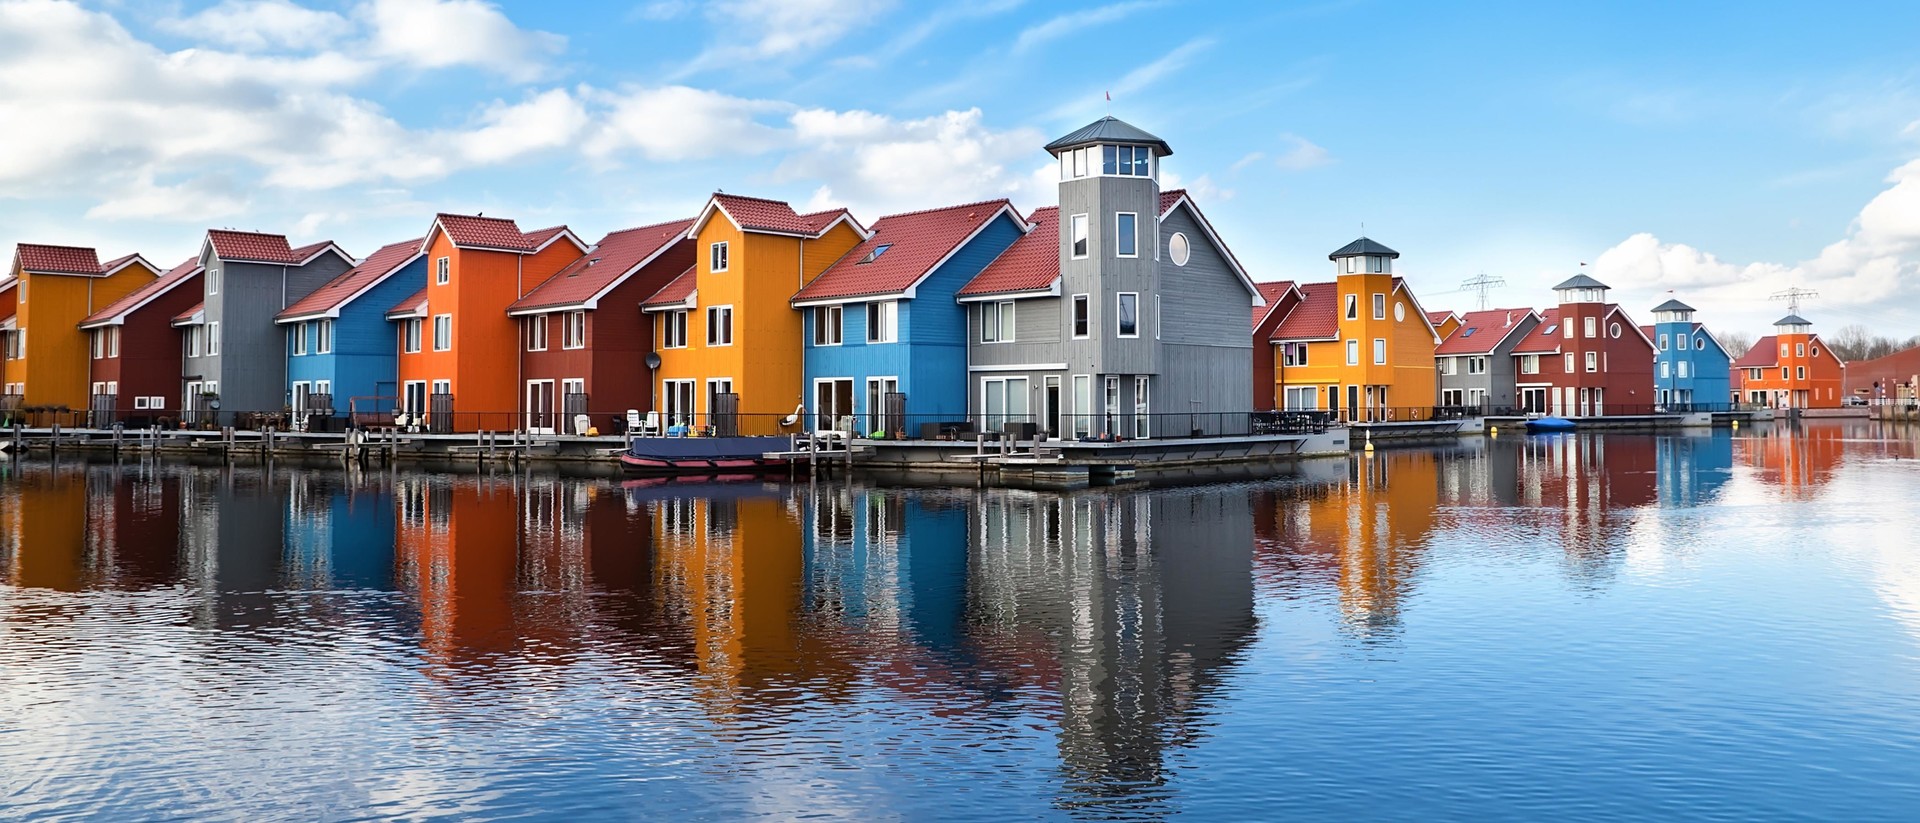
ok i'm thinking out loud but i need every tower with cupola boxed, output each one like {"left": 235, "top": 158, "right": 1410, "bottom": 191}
{"left": 1046, "top": 116, "right": 1168, "bottom": 383}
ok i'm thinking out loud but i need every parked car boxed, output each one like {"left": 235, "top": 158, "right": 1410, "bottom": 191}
{"left": 1844, "top": 395, "right": 1868, "bottom": 406}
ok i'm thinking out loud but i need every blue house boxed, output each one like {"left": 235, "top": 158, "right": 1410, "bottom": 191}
{"left": 790, "top": 199, "right": 1026, "bottom": 436}
{"left": 1649, "top": 298, "right": 1732, "bottom": 409}
{"left": 274, "top": 238, "right": 427, "bottom": 426}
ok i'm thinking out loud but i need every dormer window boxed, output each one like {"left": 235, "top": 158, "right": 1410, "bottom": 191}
{"left": 856, "top": 244, "right": 892, "bottom": 264}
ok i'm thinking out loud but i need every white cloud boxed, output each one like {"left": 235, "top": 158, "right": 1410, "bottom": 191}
{"left": 671, "top": 0, "right": 893, "bottom": 76}
{"left": 584, "top": 85, "right": 791, "bottom": 161}
{"left": 777, "top": 108, "right": 1050, "bottom": 217}
{"left": 1162, "top": 170, "right": 1232, "bottom": 203}
{"left": 1273, "top": 133, "right": 1332, "bottom": 171}
{"left": 362, "top": 0, "right": 566, "bottom": 81}
{"left": 629, "top": 0, "right": 694, "bottom": 21}
{"left": 1113, "top": 37, "right": 1212, "bottom": 98}
{"left": 1012, "top": 0, "right": 1159, "bottom": 54}
{"left": 157, "top": 0, "right": 354, "bottom": 52}
{"left": 84, "top": 171, "right": 250, "bottom": 221}
{"left": 1592, "top": 157, "right": 1920, "bottom": 330}
{"left": 1229, "top": 152, "right": 1265, "bottom": 173}
{"left": 450, "top": 88, "right": 590, "bottom": 164}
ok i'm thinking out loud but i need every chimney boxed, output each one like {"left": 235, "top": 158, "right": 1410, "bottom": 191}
{"left": 1504, "top": 311, "right": 1512, "bottom": 328}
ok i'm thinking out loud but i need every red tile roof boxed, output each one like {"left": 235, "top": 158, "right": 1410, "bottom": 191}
{"left": 521, "top": 225, "right": 572, "bottom": 249}
{"left": 288, "top": 241, "right": 339, "bottom": 262}
{"left": 99, "top": 253, "right": 143, "bottom": 273}
{"left": 434, "top": 213, "right": 536, "bottom": 251}
{"left": 709, "top": 194, "right": 820, "bottom": 235}
{"left": 385, "top": 288, "right": 427, "bottom": 319}
{"left": 1426, "top": 309, "right": 1456, "bottom": 326}
{"left": 1269, "top": 280, "right": 1340, "bottom": 340}
{"left": 958, "top": 207, "right": 1059, "bottom": 297}
{"left": 207, "top": 230, "right": 300, "bottom": 263}
{"left": 1510, "top": 308, "right": 1565, "bottom": 354}
{"left": 641, "top": 267, "right": 698, "bottom": 310}
{"left": 794, "top": 200, "right": 1016, "bottom": 303}
{"left": 15, "top": 243, "right": 103, "bottom": 275}
{"left": 278, "top": 238, "right": 422, "bottom": 322}
{"left": 173, "top": 301, "right": 205, "bottom": 325}
{"left": 1734, "top": 335, "right": 1780, "bottom": 368}
{"left": 1158, "top": 189, "right": 1186, "bottom": 216}
{"left": 511, "top": 219, "right": 694, "bottom": 313}
{"left": 1252, "top": 281, "right": 1297, "bottom": 328}
{"left": 1436, "top": 308, "right": 1536, "bottom": 355}
{"left": 82, "top": 257, "right": 201, "bottom": 327}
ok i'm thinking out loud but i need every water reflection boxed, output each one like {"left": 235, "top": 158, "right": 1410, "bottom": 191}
{"left": 3, "top": 422, "right": 1919, "bottom": 819}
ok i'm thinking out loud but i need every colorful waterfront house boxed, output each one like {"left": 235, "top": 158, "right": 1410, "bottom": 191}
{"left": 1267, "top": 238, "right": 1443, "bottom": 421}
{"left": 1505, "top": 274, "right": 1656, "bottom": 416}
{"left": 506, "top": 219, "right": 695, "bottom": 434}
{"left": 77, "top": 257, "right": 203, "bottom": 425}
{"left": 1249, "top": 281, "right": 1304, "bottom": 411}
{"left": 391, "top": 214, "right": 586, "bottom": 432}
{"left": 1426, "top": 309, "right": 1463, "bottom": 341}
{"left": 177, "top": 230, "right": 355, "bottom": 421}
{"left": 1435, "top": 308, "right": 1543, "bottom": 412}
{"left": 1842, "top": 343, "right": 1920, "bottom": 404}
{"left": 1729, "top": 314, "right": 1846, "bottom": 409}
{"left": 790, "top": 199, "right": 1026, "bottom": 436}
{"left": 1646, "top": 298, "right": 1732, "bottom": 410}
{"left": 641, "top": 194, "right": 866, "bottom": 433}
{"left": 957, "top": 118, "right": 1263, "bottom": 439}
{"left": 2, "top": 244, "right": 160, "bottom": 417}
{"left": 0, "top": 279, "right": 15, "bottom": 400}
{"left": 273, "top": 238, "right": 428, "bottom": 428}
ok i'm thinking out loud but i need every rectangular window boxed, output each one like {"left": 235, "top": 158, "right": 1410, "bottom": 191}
{"left": 1115, "top": 212, "right": 1137, "bottom": 258}
{"left": 865, "top": 301, "right": 896, "bottom": 343}
{"left": 1586, "top": 351, "right": 1599, "bottom": 372}
{"left": 1677, "top": 335, "right": 1689, "bottom": 351}
{"left": 403, "top": 318, "right": 422, "bottom": 353}
{"left": 1346, "top": 339, "right": 1359, "bottom": 366}
{"left": 291, "top": 322, "right": 308, "bottom": 355}
{"left": 1373, "top": 338, "right": 1386, "bottom": 365}
{"left": 1584, "top": 317, "right": 1597, "bottom": 338}
{"left": 981, "top": 301, "right": 1015, "bottom": 343}
{"left": 317, "top": 319, "right": 333, "bottom": 354}
{"left": 1344, "top": 294, "right": 1358, "bottom": 320}
{"left": 207, "top": 321, "right": 219, "bottom": 355}
{"left": 1153, "top": 294, "right": 1160, "bottom": 340}
{"left": 1564, "top": 352, "right": 1576, "bottom": 373}
{"left": 1103, "top": 145, "right": 1117, "bottom": 175}
{"left": 1660, "top": 361, "right": 1670, "bottom": 379}
{"left": 1440, "top": 358, "right": 1456, "bottom": 375}
{"left": 1134, "top": 376, "right": 1150, "bottom": 439}
{"left": 662, "top": 310, "right": 688, "bottom": 348}
{"left": 1520, "top": 354, "right": 1539, "bottom": 374}
{"left": 710, "top": 241, "right": 729, "bottom": 273}
{"left": 1073, "top": 147, "right": 1087, "bottom": 178}
{"left": 563, "top": 310, "right": 586, "bottom": 349}
{"left": 527, "top": 315, "right": 548, "bottom": 351}
{"left": 433, "top": 314, "right": 451, "bottom": 351}
{"left": 1373, "top": 293, "right": 1386, "bottom": 320}
{"left": 1468, "top": 357, "right": 1486, "bottom": 375}
{"left": 1795, "top": 343, "right": 1805, "bottom": 357}
{"left": 1564, "top": 322, "right": 1574, "bottom": 339}
{"left": 813, "top": 305, "right": 843, "bottom": 346}
{"left": 91, "top": 330, "right": 104, "bottom": 359}
{"left": 707, "top": 305, "right": 733, "bottom": 346}
{"left": 1796, "top": 366, "right": 1806, "bottom": 379}
{"left": 1073, "top": 375, "right": 1092, "bottom": 438}
{"left": 1071, "top": 214, "right": 1089, "bottom": 259}
{"left": 185, "top": 327, "right": 199, "bottom": 358}
{"left": 1117, "top": 293, "right": 1138, "bottom": 337}
{"left": 1072, "top": 294, "right": 1089, "bottom": 338}
{"left": 1677, "top": 361, "right": 1690, "bottom": 378}
{"left": 107, "top": 327, "right": 119, "bottom": 358}
{"left": 1659, "top": 333, "right": 1669, "bottom": 351}
{"left": 207, "top": 268, "right": 220, "bottom": 296}
{"left": 435, "top": 256, "right": 449, "bottom": 285}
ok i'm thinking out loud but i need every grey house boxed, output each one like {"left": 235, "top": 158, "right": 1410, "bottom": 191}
{"left": 955, "top": 117, "right": 1262, "bottom": 438}
{"left": 1434, "top": 307, "right": 1541, "bottom": 412}
{"left": 176, "top": 229, "right": 353, "bottom": 419}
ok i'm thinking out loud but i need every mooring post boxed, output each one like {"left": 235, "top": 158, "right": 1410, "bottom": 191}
{"left": 50, "top": 422, "right": 61, "bottom": 452}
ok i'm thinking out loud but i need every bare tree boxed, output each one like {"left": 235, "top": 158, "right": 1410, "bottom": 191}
{"left": 1717, "top": 330, "right": 1754, "bottom": 359}
{"left": 1825, "top": 323, "right": 1910, "bottom": 362}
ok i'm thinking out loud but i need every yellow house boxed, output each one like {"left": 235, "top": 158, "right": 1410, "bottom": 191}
{"left": 641, "top": 193, "right": 865, "bottom": 434}
{"left": 1426, "top": 309, "right": 1462, "bottom": 341}
{"left": 1267, "top": 238, "right": 1441, "bottom": 421}
{"left": 4, "top": 244, "right": 159, "bottom": 414}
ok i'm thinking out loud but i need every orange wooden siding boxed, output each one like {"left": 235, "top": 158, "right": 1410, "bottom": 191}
{"left": 13, "top": 267, "right": 152, "bottom": 409}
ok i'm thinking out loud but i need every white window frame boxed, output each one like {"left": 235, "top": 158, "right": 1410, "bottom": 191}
{"left": 207, "top": 321, "right": 220, "bottom": 355}
{"left": 1115, "top": 212, "right": 1138, "bottom": 258}
{"left": 865, "top": 301, "right": 897, "bottom": 344}
{"left": 1133, "top": 375, "right": 1150, "bottom": 439}
{"left": 432, "top": 314, "right": 452, "bottom": 351}
{"left": 1117, "top": 292, "right": 1139, "bottom": 338}
{"left": 1071, "top": 294, "right": 1089, "bottom": 338}
{"left": 291, "top": 322, "right": 308, "bottom": 356}
{"left": 981, "top": 301, "right": 1015, "bottom": 343}
{"left": 1346, "top": 339, "right": 1359, "bottom": 366}
{"left": 526, "top": 315, "right": 548, "bottom": 351}
{"left": 1344, "top": 294, "right": 1358, "bottom": 320}
{"left": 661, "top": 310, "right": 688, "bottom": 349}
{"left": 1153, "top": 294, "right": 1160, "bottom": 340}
{"left": 206, "top": 268, "right": 220, "bottom": 296}
{"left": 707, "top": 305, "right": 734, "bottom": 346}
{"left": 813, "top": 305, "right": 843, "bottom": 346}
{"left": 563, "top": 310, "right": 587, "bottom": 350}
{"left": 1677, "top": 361, "right": 1690, "bottom": 378}
{"left": 1586, "top": 351, "right": 1599, "bottom": 372}
{"left": 1565, "top": 352, "right": 1576, "bottom": 372}
{"left": 1373, "top": 293, "right": 1386, "bottom": 320}
{"left": 403, "top": 318, "right": 422, "bottom": 353}
{"left": 317, "top": 318, "right": 333, "bottom": 354}
{"left": 435, "top": 256, "right": 450, "bottom": 286}
{"left": 710, "top": 241, "right": 730, "bottom": 273}
{"left": 1584, "top": 316, "right": 1597, "bottom": 338}
{"left": 1070, "top": 213, "right": 1089, "bottom": 259}
{"left": 1373, "top": 338, "right": 1386, "bottom": 365}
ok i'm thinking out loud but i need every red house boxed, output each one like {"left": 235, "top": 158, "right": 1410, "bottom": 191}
{"left": 505, "top": 218, "right": 695, "bottom": 434}
{"left": 1249, "top": 281, "right": 1301, "bottom": 411}
{"left": 1508, "top": 275, "right": 1655, "bottom": 416}
{"left": 77, "top": 257, "right": 203, "bottom": 425}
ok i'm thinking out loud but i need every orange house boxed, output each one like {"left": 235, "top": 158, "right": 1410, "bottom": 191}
{"left": 3, "top": 244, "right": 159, "bottom": 415}
{"left": 1267, "top": 238, "right": 1444, "bottom": 420}
{"left": 641, "top": 194, "right": 865, "bottom": 432}
{"left": 1730, "top": 314, "right": 1846, "bottom": 409}
{"left": 390, "top": 214, "right": 585, "bottom": 432}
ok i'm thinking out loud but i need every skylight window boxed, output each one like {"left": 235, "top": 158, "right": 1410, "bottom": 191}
{"left": 1543, "top": 324, "right": 1558, "bottom": 334}
{"left": 1461, "top": 328, "right": 1478, "bottom": 337}
{"left": 856, "top": 244, "right": 892, "bottom": 264}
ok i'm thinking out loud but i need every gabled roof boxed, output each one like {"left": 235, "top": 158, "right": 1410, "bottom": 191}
{"left": 385, "top": 288, "right": 427, "bottom": 320}
{"left": 1735, "top": 335, "right": 1780, "bottom": 368}
{"left": 1553, "top": 273, "right": 1609, "bottom": 291}
{"left": 1437, "top": 308, "right": 1539, "bottom": 355}
{"left": 277, "top": 238, "right": 424, "bottom": 323}
{"left": 1044, "top": 116, "right": 1172, "bottom": 157}
{"left": 957, "top": 207, "right": 1059, "bottom": 298}
{"left": 1510, "top": 308, "right": 1565, "bottom": 355}
{"left": 1253, "top": 281, "right": 1299, "bottom": 329}
{"left": 690, "top": 193, "right": 867, "bottom": 239}
{"left": 1651, "top": 298, "right": 1695, "bottom": 313}
{"left": 1328, "top": 237, "right": 1399, "bottom": 260}
{"left": 207, "top": 230, "right": 294, "bottom": 263}
{"left": 794, "top": 200, "right": 1021, "bottom": 305}
{"left": 15, "top": 243, "right": 103, "bottom": 275}
{"left": 1639, "top": 325, "right": 1656, "bottom": 341}
{"left": 172, "top": 302, "right": 205, "bottom": 327}
{"left": 640, "top": 267, "right": 698, "bottom": 312}
{"left": 81, "top": 257, "right": 202, "bottom": 328}
{"left": 1426, "top": 309, "right": 1458, "bottom": 326}
{"left": 1159, "top": 190, "right": 1261, "bottom": 301}
{"left": 425, "top": 214, "right": 584, "bottom": 255}
{"left": 509, "top": 218, "right": 695, "bottom": 314}
{"left": 1269, "top": 280, "right": 1340, "bottom": 341}
{"left": 1159, "top": 190, "right": 1183, "bottom": 216}
{"left": 99, "top": 253, "right": 158, "bottom": 276}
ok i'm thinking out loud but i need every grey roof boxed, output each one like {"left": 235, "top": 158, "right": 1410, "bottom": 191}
{"left": 1775, "top": 314, "right": 1812, "bottom": 326}
{"left": 1553, "top": 273, "right": 1610, "bottom": 291}
{"left": 1327, "top": 237, "right": 1400, "bottom": 260}
{"left": 1651, "top": 298, "right": 1695, "bottom": 313}
{"left": 1044, "top": 116, "right": 1172, "bottom": 156}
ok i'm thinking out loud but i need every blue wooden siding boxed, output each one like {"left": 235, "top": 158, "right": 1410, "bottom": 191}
{"left": 285, "top": 255, "right": 427, "bottom": 411}
{"left": 801, "top": 213, "right": 1023, "bottom": 424}
{"left": 1653, "top": 321, "right": 1732, "bottom": 404}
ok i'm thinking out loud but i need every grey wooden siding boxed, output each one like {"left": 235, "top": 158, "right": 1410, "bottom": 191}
{"left": 200, "top": 254, "right": 353, "bottom": 412}
{"left": 1158, "top": 207, "right": 1252, "bottom": 348}
{"left": 967, "top": 296, "right": 1064, "bottom": 368}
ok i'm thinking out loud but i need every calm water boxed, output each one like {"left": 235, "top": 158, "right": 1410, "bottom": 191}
{"left": 4, "top": 422, "right": 1920, "bottom": 820}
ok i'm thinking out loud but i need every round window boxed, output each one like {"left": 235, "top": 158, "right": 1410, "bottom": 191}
{"left": 1610, "top": 322, "right": 1622, "bottom": 338}
{"left": 1696, "top": 335, "right": 1707, "bottom": 350}
{"left": 1168, "top": 232, "right": 1191, "bottom": 266}
{"left": 1394, "top": 302, "right": 1406, "bottom": 322}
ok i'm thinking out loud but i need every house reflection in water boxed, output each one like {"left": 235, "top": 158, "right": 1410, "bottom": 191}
{"left": 0, "top": 460, "right": 183, "bottom": 591}
{"left": 1655, "top": 431, "right": 1735, "bottom": 507}
{"left": 1737, "top": 421, "right": 1854, "bottom": 501}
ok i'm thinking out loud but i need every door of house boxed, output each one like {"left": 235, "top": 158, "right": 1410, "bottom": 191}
{"left": 429, "top": 381, "right": 453, "bottom": 434}
{"left": 1346, "top": 385, "right": 1359, "bottom": 423}
{"left": 526, "top": 379, "right": 555, "bottom": 434}
{"left": 403, "top": 381, "right": 427, "bottom": 425}
{"left": 705, "top": 379, "right": 733, "bottom": 433}
{"left": 815, "top": 378, "right": 853, "bottom": 432}
{"left": 662, "top": 380, "right": 695, "bottom": 428}
{"left": 561, "top": 378, "right": 588, "bottom": 433}
{"left": 863, "top": 377, "right": 898, "bottom": 436}
{"left": 1044, "top": 376, "right": 1061, "bottom": 439}
{"left": 184, "top": 381, "right": 202, "bottom": 426}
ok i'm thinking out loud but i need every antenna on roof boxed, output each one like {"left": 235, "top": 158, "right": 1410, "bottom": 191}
{"left": 1771, "top": 286, "right": 1818, "bottom": 316}
{"left": 1461, "top": 272, "right": 1507, "bottom": 311}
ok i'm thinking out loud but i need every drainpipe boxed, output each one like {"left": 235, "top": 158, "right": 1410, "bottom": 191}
{"left": 516, "top": 254, "right": 524, "bottom": 432}
{"left": 282, "top": 264, "right": 291, "bottom": 415}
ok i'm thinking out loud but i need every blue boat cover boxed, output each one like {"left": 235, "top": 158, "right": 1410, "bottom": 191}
{"left": 624, "top": 436, "right": 792, "bottom": 461}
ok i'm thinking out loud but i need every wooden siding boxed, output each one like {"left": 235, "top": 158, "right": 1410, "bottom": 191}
{"left": 15, "top": 266, "right": 153, "bottom": 409}
{"left": 1276, "top": 273, "right": 1439, "bottom": 411}
{"left": 197, "top": 254, "right": 353, "bottom": 412}
{"left": 98, "top": 270, "right": 201, "bottom": 417}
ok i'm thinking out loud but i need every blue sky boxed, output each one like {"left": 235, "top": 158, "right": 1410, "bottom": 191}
{"left": 5, "top": 0, "right": 1920, "bottom": 338}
